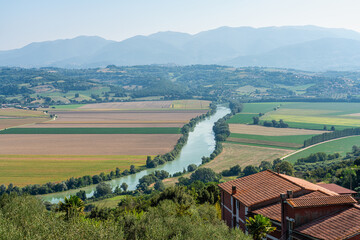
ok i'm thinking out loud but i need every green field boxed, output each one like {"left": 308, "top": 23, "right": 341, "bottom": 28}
{"left": 227, "top": 113, "right": 259, "bottom": 124}
{"left": 262, "top": 102, "right": 360, "bottom": 130}
{"left": 50, "top": 104, "right": 85, "bottom": 109}
{"left": 224, "top": 141, "right": 299, "bottom": 150}
{"left": 91, "top": 195, "right": 127, "bottom": 208}
{"left": 284, "top": 136, "right": 360, "bottom": 163}
{"left": 227, "top": 102, "right": 281, "bottom": 124}
{"left": 0, "top": 154, "right": 149, "bottom": 186}
{"left": 229, "top": 133, "right": 316, "bottom": 144}
{"left": 0, "top": 127, "right": 181, "bottom": 134}
{"left": 283, "top": 122, "right": 353, "bottom": 131}
{"left": 242, "top": 102, "right": 281, "bottom": 113}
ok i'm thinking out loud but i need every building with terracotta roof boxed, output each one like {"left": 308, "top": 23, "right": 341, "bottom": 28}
{"left": 317, "top": 183, "right": 357, "bottom": 196}
{"left": 218, "top": 170, "right": 360, "bottom": 240}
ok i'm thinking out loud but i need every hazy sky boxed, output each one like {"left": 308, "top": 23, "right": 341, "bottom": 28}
{"left": 1, "top": 0, "right": 360, "bottom": 50}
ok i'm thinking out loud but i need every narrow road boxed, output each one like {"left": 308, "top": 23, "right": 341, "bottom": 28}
{"left": 281, "top": 135, "right": 357, "bottom": 160}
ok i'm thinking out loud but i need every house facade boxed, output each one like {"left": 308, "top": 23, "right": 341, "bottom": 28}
{"left": 218, "top": 170, "right": 360, "bottom": 239}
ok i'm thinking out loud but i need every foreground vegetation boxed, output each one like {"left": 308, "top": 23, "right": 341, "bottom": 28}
{"left": 0, "top": 189, "right": 249, "bottom": 240}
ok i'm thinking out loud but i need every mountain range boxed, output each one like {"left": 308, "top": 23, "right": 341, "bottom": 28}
{"left": 1, "top": 25, "right": 360, "bottom": 71}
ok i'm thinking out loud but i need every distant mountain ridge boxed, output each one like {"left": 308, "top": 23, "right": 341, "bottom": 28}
{"left": 1, "top": 25, "right": 360, "bottom": 71}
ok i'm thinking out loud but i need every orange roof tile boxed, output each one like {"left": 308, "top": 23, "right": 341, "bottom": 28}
{"left": 218, "top": 170, "right": 338, "bottom": 207}
{"left": 253, "top": 191, "right": 328, "bottom": 222}
{"left": 296, "top": 206, "right": 360, "bottom": 240}
{"left": 287, "top": 195, "right": 357, "bottom": 208}
{"left": 278, "top": 173, "right": 338, "bottom": 196}
{"left": 218, "top": 170, "right": 302, "bottom": 207}
{"left": 317, "top": 183, "right": 357, "bottom": 195}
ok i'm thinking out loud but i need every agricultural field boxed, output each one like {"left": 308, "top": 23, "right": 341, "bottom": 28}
{"left": 222, "top": 102, "right": 360, "bottom": 172}
{"left": 0, "top": 100, "right": 210, "bottom": 186}
{"left": 284, "top": 136, "right": 360, "bottom": 163}
{"left": 50, "top": 100, "right": 211, "bottom": 111}
{"left": 202, "top": 143, "right": 294, "bottom": 173}
{"left": 262, "top": 102, "right": 360, "bottom": 130}
{"left": 1, "top": 127, "right": 181, "bottom": 134}
{"left": 226, "top": 126, "right": 323, "bottom": 149}
{"left": 229, "top": 124, "right": 326, "bottom": 136}
{"left": 0, "top": 108, "right": 50, "bottom": 130}
{"left": 0, "top": 134, "right": 179, "bottom": 155}
{"left": 0, "top": 155, "right": 148, "bottom": 186}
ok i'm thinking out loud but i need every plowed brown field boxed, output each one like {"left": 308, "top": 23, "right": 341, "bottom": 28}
{"left": 0, "top": 134, "right": 180, "bottom": 155}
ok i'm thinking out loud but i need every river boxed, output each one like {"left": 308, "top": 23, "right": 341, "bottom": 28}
{"left": 40, "top": 105, "right": 231, "bottom": 203}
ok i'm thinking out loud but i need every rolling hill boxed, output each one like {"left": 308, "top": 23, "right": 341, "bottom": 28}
{"left": 1, "top": 25, "right": 360, "bottom": 70}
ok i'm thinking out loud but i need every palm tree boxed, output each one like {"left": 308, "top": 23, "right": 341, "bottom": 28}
{"left": 246, "top": 214, "right": 276, "bottom": 240}
{"left": 58, "top": 195, "right": 85, "bottom": 220}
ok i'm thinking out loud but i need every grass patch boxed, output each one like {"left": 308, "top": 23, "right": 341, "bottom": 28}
{"left": 91, "top": 195, "right": 127, "bottom": 208}
{"left": 227, "top": 113, "right": 259, "bottom": 124}
{"left": 285, "top": 136, "right": 360, "bottom": 163}
{"left": 285, "top": 121, "right": 354, "bottom": 131}
{"left": 229, "top": 133, "right": 316, "bottom": 144}
{"left": 50, "top": 104, "right": 85, "bottom": 109}
{"left": 0, "top": 154, "right": 149, "bottom": 186}
{"left": 226, "top": 138, "right": 302, "bottom": 149}
{"left": 242, "top": 102, "right": 282, "bottom": 113}
{"left": 1, "top": 127, "right": 181, "bottom": 134}
{"left": 225, "top": 141, "right": 299, "bottom": 150}
{"left": 203, "top": 142, "right": 294, "bottom": 173}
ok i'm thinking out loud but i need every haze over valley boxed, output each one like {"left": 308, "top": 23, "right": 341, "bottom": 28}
{"left": 2, "top": 25, "right": 360, "bottom": 71}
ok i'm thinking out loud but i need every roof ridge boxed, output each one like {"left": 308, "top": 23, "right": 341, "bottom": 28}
{"left": 289, "top": 194, "right": 355, "bottom": 202}
{"left": 270, "top": 170, "right": 338, "bottom": 196}
{"left": 266, "top": 169, "right": 309, "bottom": 191}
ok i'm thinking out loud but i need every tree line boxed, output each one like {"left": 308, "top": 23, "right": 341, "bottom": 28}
{"left": 146, "top": 104, "right": 216, "bottom": 168}
{"left": 303, "top": 128, "right": 360, "bottom": 147}
{"left": 0, "top": 164, "right": 143, "bottom": 196}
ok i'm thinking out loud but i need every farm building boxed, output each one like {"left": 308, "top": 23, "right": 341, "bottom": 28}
{"left": 218, "top": 170, "right": 360, "bottom": 239}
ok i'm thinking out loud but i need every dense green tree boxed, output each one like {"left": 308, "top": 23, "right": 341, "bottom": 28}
{"left": 252, "top": 116, "right": 259, "bottom": 125}
{"left": 130, "top": 165, "right": 136, "bottom": 174}
{"left": 276, "top": 161, "right": 294, "bottom": 176}
{"left": 75, "top": 190, "right": 87, "bottom": 201}
{"left": 190, "top": 168, "right": 220, "bottom": 183}
{"left": 187, "top": 164, "right": 198, "bottom": 172}
{"left": 121, "top": 182, "right": 128, "bottom": 192}
{"left": 243, "top": 165, "right": 259, "bottom": 176}
{"left": 259, "top": 161, "right": 272, "bottom": 171}
{"left": 154, "top": 180, "right": 165, "bottom": 191}
{"left": 94, "top": 183, "right": 112, "bottom": 198}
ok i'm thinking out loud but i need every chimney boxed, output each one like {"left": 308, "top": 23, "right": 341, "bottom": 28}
{"left": 287, "top": 190, "right": 293, "bottom": 199}
{"left": 277, "top": 167, "right": 280, "bottom": 174}
{"left": 232, "top": 186, "right": 237, "bottom": 195}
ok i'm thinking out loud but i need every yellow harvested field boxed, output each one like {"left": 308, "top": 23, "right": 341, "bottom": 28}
{"left": 79, "top": 101, "right": 173, "bottom": 109}
{"left": 0, "top": 134, "right": 180, "bottom": 155}
{"left": 204, "top": 143, "right": 294, "bottom": 173}
{"left": 229, "top": 124, "right": 326, "bottom": 136}
{"left": 0, "top": 118, "right": 50, "bottom": 130}
{"left": 52, "top": 111, "right": 206, "bottom": 123}
{"left": 171, "top": 100, "right": 211, "bottom": 109}
{"left": 78, "top": 100, "right": 210, "bottom": 110}
{"left": 0, "top": 154, "right": 148, "bottom": 186}
{"left": 0, "top": 108, "right": 47, "bottom": 117}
